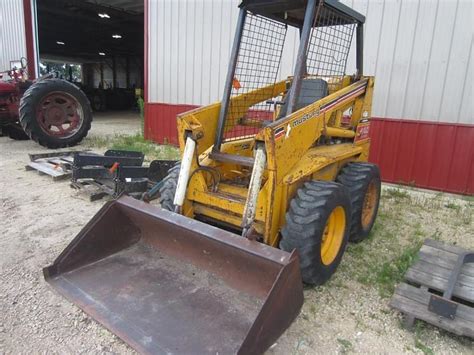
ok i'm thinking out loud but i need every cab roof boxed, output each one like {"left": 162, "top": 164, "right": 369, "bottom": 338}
{"left": 239, "top": 0, "right": 365, "bottom": 27}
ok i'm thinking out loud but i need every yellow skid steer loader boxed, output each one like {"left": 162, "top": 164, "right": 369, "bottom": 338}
{"left": 44, "top": 1, "right": 380, "bottom": 354}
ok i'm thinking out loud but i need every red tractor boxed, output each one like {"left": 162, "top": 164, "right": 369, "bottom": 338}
{"left": 0, "top": 61, "right": 92, "bottom": 149}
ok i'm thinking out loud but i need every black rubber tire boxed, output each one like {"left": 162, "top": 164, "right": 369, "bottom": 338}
{"left": 159, "top": 163, "right": 181, "bottom": 211}
{"left": 4, "top": 123, "right": 29, "bottom": 140}
{"left": 19, "top": 79, "right": 92, "bottom": 149}
{"left": 91, "top": 92, "right": 106, "bottom": 112}
{"left": 336, "top": 162, "right": 381, "bottom": 243}
{"left": 280, "top": 181, "right": 351, "bottom": 285}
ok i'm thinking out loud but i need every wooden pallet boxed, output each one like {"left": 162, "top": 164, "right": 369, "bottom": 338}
{"left": 25, "top": 151, "right": 77, "bottom": 180}
{"left": 390, "top": 239, "right": 474, "bottom": 338}
{"left": 70, "top": 180, "right": 114, "bottom": 202}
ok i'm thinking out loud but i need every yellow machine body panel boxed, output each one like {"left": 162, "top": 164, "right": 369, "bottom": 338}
{"left": 177, "top": 76, "right": 375, "bottom": 246}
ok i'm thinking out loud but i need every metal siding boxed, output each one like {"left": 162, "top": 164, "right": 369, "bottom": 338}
{"left": 148, "top": 0, "right": 473, "bottom": 124}
{"left": 368, "top": 119, "right": 474, "bottom": 194}
{"left": 0, "top": 0, "right": 27, "bottom": 72}
{"left": 145, "top": 0, "right": 474, "bottom": 194}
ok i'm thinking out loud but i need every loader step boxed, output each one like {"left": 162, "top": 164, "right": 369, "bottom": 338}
{"left": 210, "top": 151, "right": 255, "bottom": 167}
{"left": 390, "top": 239, "right": 474, "bottom": 338}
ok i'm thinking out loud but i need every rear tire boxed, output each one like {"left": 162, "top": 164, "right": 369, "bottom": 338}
{"left": 4, "top": 123, "right": 29, "bottom": 140}
{"left": 19, "top": 79, "right": 92, "bottom": 149}
{"left": 159, "top": 163, "right": 181, "bottom": 211}
{"left": 336, "top": 162, "right": 381, "bottom": 243}
{"left": 280, "top": 181, "right": 351, "bottom": 285}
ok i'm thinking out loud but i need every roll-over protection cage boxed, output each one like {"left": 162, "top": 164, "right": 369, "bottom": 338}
{"left": 213, "top": 0, "right": 365, "bottom": 151}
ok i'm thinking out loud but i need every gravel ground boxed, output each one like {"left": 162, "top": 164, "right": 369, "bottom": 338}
{"left": 0, "top": 112, "right": 472, "bottom": 354}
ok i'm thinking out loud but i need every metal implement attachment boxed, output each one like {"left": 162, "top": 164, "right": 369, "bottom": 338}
{"left": 44, "top": 197, "right": 303, "bottom": 354}
{"left": 25, "top": 150, "right": 80, "bottom": 180}
{"left": 428, "top": 251, "right": 474, "bottom": 319}
{"left": 73, "top": 150, "right": 144, "bottom": 168}
{"left": 71, "top": 153, "right": 176, "bottom": 201}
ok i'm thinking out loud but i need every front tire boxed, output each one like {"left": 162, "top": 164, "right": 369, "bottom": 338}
{"left": 4, "top": 123, "right": 29, "bottom": 140}
{"left": 336, "top": 163, "right": 381, "bottom": 243}
{"left": 280, "top": 181, "right": 351, "bottom": 285}
{"left": 159, "top": 163, "right": 181, "bottom": 211}
{"left": 19, "top": 79, "right": 92, "bottom": 149}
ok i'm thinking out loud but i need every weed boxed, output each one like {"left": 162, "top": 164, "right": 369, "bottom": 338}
{"left": 414, "top": 320, "right": 426, "bottom": 337}
{"left": 431, "top": 229, "right": 442, "bottom": 240}
{"left": 461, "top": 195, "right": 474, "bottom": 203}
{"left": 414, "top": 224, "right": 425, "bottom": 238}
{"left": 444, "top": 202, "right": 461, "bottom": 211}
{"left": 83, "top": 133, "right": 180, "bottom": 161}
{"left": 137, "top": 97, "right": 145, "bottom": 134}
{"left": 415, "top": 338, "right": 434, "bottom": 355}
{"left": 460, "top": 208, "right": 473, "bottom": 226}
{"left": 374, "top": 242, "right": 422, "bottom": 297}
{"left": 385, "top": 188, "right": 410, "bottom": 200}
{"left": 83, "top": 135, "right": 109, "bottom": 147}
{"left": 337, "top": 338, "right": 353, "bottom": 353}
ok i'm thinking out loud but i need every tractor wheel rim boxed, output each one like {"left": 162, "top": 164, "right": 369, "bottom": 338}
{"left": 361, "top": 180, "right": 377, "bottom": 229}
{"left": 36, "top": 91, "right": 84, "bottom": 139}
{"left": 321, "top": 206, "right": 346, "bottom": 266}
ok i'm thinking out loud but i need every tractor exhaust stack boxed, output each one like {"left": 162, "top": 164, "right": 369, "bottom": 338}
{"left": 44, "top": 196, "right": 303, "bottom": 354}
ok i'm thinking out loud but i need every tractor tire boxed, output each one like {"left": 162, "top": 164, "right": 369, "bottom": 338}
{"left": 159, "top": 163, "right": 181, "bottom": 211}
{"left": 4, "top": 123, "right": 29, "bottom": 140}
{"left": 19, "top": 79, "right": 92, "bottom": 149}
{"left": 280, "top": 181, "right": 351, "bottom": 285}
{"left": 336, "top": 162, "right": 381, "bottom": 243}
{"left": 91, "top": 92, "right": 106, "bottom": 112}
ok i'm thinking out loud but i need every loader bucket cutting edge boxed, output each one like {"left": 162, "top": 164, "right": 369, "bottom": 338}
{"left": 44, "top": 196, "right": 303, "bottom": 354}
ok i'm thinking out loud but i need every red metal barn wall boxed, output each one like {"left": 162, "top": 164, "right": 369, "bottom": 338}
{"left": 145, "top": 0, "right": 473, "bottom": 195}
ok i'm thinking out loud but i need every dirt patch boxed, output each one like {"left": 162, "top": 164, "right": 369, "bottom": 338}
{"left": 0, "top": 119, "right": 473, "bottom": 353}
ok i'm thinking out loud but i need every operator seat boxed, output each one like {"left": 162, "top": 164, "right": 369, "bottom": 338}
{"left": 277, "top": 78, "right": 329, "bottom": 119}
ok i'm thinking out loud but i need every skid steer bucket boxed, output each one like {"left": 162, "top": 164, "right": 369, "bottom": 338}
{"left": 44, "top": 196, "right": 303, "bottom": 354}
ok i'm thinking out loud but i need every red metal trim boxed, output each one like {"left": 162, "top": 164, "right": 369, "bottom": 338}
{"left": 144, "top": 102, "right": 199, "bottom": 145}
{"left": 22, "top": 0, "right": 36, "bottom": 79}
{"left": 144, "top": 0, "right": 148, "bottom": 103}
{"left": 371, "top": 116, "right": 473, "bottom": 129}
{"left": 22, "top": 0, "right": 36, "bottom": 80}
{"left": 143, "top": 103, "right": 473, "bottom": 195}
{"left": 368, "top": 118, "right": 474, "bottom": 195}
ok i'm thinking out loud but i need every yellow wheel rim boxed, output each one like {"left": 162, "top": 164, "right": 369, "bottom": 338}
{"left": 321, "top": 206, "right": 346, "bottom": 266}
{"left": 361, "top": 180, "right": 377, "bottom": 229}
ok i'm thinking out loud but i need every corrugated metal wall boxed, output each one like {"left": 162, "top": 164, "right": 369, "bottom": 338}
{"left": 0, "top": 0, "right": 27, "bottom": 73}
{"left": 148, "top": 0, "right": 472, "bottom": 124}
{"left": 145, "top": 0, "right": 474, "bottom": 194}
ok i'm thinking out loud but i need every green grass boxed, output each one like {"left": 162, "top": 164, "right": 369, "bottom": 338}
{"left": 347, "top": 240, "right": 422, "bottom": 297}
{"left": 444, "top": 202, "right": 461, "bottom": 211}
{"left": 137, "top": 97, "right": 145, "bottom": 135}
{"left": 384, "top": 187, "right": 410, "bottom": 201}
{"left": 83, "top": 133, "right": 180, "bottom": 161}
{"left": 337, "top": 338, "right": 353, "bottom": 353}
{"left": 373, "top": 242, "right": 422, "bottom": 297}
{"left": 415, "top": 338, "right": 434, "bottom": 355}
{"left": 342, "top": 193, "right": 425, "bottom": 297}
{"left": 461, "top": 195, "right": 474, "bottom": 203}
